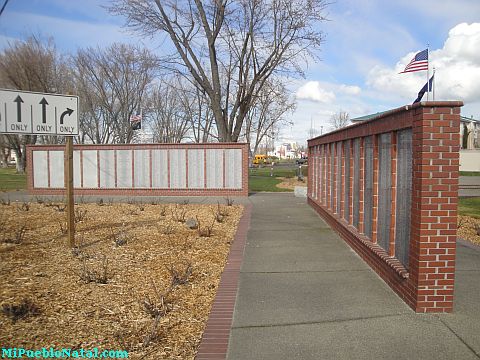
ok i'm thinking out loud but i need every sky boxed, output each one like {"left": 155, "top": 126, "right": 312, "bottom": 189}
{"left": 1, "top": 0, "right": 480, "bottom": 145}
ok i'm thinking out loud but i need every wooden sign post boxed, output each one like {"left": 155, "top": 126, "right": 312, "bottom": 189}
{"left": 0, "top": 88, "right": 79, "bottom": 248}
{"left": 65, "top": 137, "right": 75, "bottom": 247}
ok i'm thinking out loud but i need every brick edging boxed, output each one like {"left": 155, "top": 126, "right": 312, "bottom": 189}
{"left": 195, "top": 204, "right": 252, "bottom": 360}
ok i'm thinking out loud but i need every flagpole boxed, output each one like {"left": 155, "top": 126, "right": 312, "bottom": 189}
{"left": 433, "top": 67, "right": 436, "bottom": 101}
{"left": 426, "top": 44, "right": 430, "bottom": 101}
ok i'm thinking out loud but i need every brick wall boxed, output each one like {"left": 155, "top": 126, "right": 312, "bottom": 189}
{"left": 26, "top": 143, "right": 249, "bottom": 197}
{"left": 307, "top": 102, "right": 462, "bottom": 313}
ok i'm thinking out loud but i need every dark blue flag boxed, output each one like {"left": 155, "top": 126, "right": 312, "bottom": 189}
{"left": 413, "top": 74, "right": 434, "bottom": 104}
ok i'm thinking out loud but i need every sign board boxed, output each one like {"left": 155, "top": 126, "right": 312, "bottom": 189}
{"left": 0, "top": 89, "right": 79, "bottom": 135}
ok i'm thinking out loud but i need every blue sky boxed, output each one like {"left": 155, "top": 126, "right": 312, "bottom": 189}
{"left": 1, "top": 0, "right": 480, "bottom": 144}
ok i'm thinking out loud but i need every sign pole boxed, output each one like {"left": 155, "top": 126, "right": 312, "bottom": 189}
{"left": 65, "top": 136, "right": 75, "bottom": 247}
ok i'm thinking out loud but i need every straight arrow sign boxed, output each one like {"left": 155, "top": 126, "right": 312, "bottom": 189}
{"left": 14, "top": 95, "right": 23, "bottom": 123}
{"left": 39, "top": 98, "right": 48, "bottom": 124}
{"left": 1, "top": 89, "right": 78, "bottom": 135}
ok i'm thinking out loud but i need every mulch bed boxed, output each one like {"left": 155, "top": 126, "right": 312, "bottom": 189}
{"left": 458, "top": 215, "right": 480, "bottom": 246}
{"left": 0, "top": 200, "right": 242, "bottom": 359}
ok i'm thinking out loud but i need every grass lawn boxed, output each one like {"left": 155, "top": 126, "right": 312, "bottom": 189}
{"left": 460, "top": 171, "right": 480, "bottom": 176}
{"left": 249, "top": 176, "right": 291, "bottom": 192}
{"left": 0, "top": 167, "right": 27, "bottom": 191}
{"left": 248, "top": 166, "right": 308, "bottom": 192}
{"left": 459, "top": 197, "right": 480, "bottom": 218}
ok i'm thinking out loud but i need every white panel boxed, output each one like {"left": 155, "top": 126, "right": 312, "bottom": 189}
{"left": 33, "top": 151, "right": 48, "bottom": 188}
{"left": 188, "top": 149, "right": 204, "bottom": 189}
{"left": 116, "top": 150, "right": 132, "bottom": 188}
{"left": 134, "top": 149, "right": 150, "bottom": 188}
{"left": 82, "top": 150, "right": 98, "bottom": 188}
{"left": 151, "top": 149, "right": 168, "bottom": 188}
{"left": 206, "top": 149, "right": 223, "bottom": 188}
{"left": 225, "top": 149, "right": 242, "bottom": 189}
{"left": 49, "top": 151, "right": 64, "bottom": 188}
{"left": 99, "top": 150, "right": 115, "bottom": 188}
{"left": 73, "top": 150, "right": 81, "bottom": 188}
{"left": 169, "top": 149, "right": 186, "bottom": 189}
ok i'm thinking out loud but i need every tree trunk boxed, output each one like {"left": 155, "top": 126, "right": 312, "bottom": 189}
{"left": 11, "top": 146, "right": 26, "bottom": 173}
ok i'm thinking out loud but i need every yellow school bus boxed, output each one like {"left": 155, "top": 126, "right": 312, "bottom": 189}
{"left": 253, "top": 154, "right": 267, "bottom": 165}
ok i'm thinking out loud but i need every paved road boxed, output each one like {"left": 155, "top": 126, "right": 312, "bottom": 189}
{"left": 226, "top": 193, "right": 480, "bottom": 360}
{"left": 459, "top": 176, "right": 480, "bottom": 197}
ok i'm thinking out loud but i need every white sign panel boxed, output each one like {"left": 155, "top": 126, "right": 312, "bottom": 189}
{"left": 0, "top": 89, "right": 79, "bottom": 135}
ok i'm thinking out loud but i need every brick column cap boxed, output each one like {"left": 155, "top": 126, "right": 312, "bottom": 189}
{"left": 307, "top": 101, "right": 464, "bottom": 146}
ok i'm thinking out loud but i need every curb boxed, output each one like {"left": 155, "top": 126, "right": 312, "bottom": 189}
{"left": 195, "top": 204, "right": 252, "bottom": 360}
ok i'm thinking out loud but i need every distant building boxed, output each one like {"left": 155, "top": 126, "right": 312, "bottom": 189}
{"left": 460, "top": 116, "right": 480, "bottom": 149}
{"left": 270, "top": 142, "right": 300, "bottom": 159}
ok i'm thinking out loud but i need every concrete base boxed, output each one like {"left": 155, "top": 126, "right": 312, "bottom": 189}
{"left": 294, "top": 186, "right": 307, "bottom": 198}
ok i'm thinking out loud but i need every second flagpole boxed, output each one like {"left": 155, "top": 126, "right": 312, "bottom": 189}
{"left": 426, "top": 45, "right": 430, "bottom": 101}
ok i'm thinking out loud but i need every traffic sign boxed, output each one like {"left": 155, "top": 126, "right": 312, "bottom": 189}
{"left": 0, "top": 89, "right": 79, "bottom": 135}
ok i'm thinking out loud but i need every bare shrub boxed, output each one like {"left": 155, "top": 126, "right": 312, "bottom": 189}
{"left": 77, "top": 254, "right": 109, "bottom": 284}
{"left": 53, "top": 204, "right": 66, "bottom": 212}
{"left": 1, "top": 298, "right": 41, "bottom": 322}
{"left": 225, "top": 196, "right": 234, "bottom": 206}
{"left": 58, "top": 221, "right": 68, "bottom": 235}
{"left": 172, "top": 204, "right": 187, "bottom": 223}
{"left": 110, "top": 224, "right": 135, "bottom": 247}
{"left": 34, "top": 196, "right": 44, "bottom": 205}
{"left": 167, "top": 262, "right": 193, "bottom": 287}
{"left": 197, "top": 216, "right": 215, "bottom": 237}
{"left": 74, "top": 208, "right": 87, "bottom": 223}
{"left": 159, "top": 205, "right": 167, "bottom": 217}
{"left": 0, "top": 197, "right": 10, "bottom": 206}
{"left": 97, "top": 198, "right": 105, "bottom": 206}
{"left": 17, "top": 202, "right": 30, "bottom": 212}
{"left": 157, "top": 222, "right": 174, "bottom": 235}
{"left": 3, "top": 225, "right": 27, "bottom": 244}
{"left": 213, "top": 202, "right": 228, "bottom": 223}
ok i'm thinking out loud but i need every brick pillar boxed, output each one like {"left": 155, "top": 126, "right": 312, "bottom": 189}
{"left": 333, "top": 143, "right": 337, "bottom": 213}
{"left": 341, "top": 141, "right": 345, "bottom": 218}
{"left": 349, "top": 139, "right": 354, "bottom": 225}
{"left": 371, "top": 135, "right": 379, "bottom": 243}
{"left": 389, "top": 132, "right": 397, "bottom": 257}
{"left": 326, "top": 144, "right": 330, "bottom": 209}
{"left": 410, "top": 104, "right": 461, "bottom": 313}
{"left": 322, "top": 144, "right": 328, "bottom": 207}
{"left": 359, "top": 138, "right": 365, "bottom": 233}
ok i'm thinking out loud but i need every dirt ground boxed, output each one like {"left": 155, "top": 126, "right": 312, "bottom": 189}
{"left": 0, "top": 200, "right": 242, "bottom": 359}
{"left": 275, "top": 177, "right": 307, "bottom": 190}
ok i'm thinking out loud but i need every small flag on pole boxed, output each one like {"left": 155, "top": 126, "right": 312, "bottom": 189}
{"left": 130, "top": 112, "right": 142, "bottom": 130}
{"left": 413, "top": 73, "right": 435, "bottom": 104}
{"left": 400, "top": 49, "right": 429, "bottom": 73}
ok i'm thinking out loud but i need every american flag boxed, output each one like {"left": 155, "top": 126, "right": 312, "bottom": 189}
{"left": 400, "top": 49, "right": 428, "bottom": 73}
{"left": 130, "top": 113, "right": 142, "bottom": 130}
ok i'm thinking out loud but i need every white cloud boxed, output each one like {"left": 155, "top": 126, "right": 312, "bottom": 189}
{"left": 339, "top": 84, "right": 361, "bottom": 95}
{"left": 367, "top": 23, "right": 480, "bottom": 104}
{"left": 296, "top": 81, "right": 336, "bottom": 103}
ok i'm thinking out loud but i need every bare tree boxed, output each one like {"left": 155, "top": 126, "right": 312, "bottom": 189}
{"left": 108, "top": 0, "right": 327, "bottom": 142}
{"left": 0, "top": 35, "right": 73, "bottom": 172}
{"left": 74, "top": 43, "right": 158, "bottom": 144}
{"left": 179, "top": 84, "right": 217, "bottom": 143}
{"left": 0, "top": 135, "right": 11, "bottom": 168}
{"left": 147, "top": 78, "right": 191, "bottom": 143}
{"left": 329, "top": 111, "right": 350, "bottom": 130}
{"left": 243, "top": 80, "right": 295, "bottom": 156}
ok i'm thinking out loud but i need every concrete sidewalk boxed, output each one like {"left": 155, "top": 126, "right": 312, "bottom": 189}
{"left": 227, "top": 193, "right": 480, "bottom": 360}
